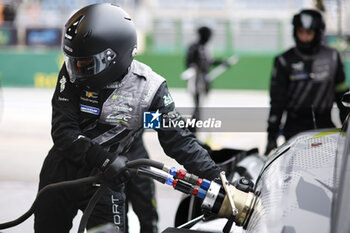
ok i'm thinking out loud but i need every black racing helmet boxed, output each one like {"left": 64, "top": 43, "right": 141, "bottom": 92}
{"left": 292, "top": 9, "right": 325, "bottom": 54}
{"left": 63, "top": 3, "right": 137, "bottom": 89}
{"left": 198, "top": 26, "right": 212, "bottom": 45}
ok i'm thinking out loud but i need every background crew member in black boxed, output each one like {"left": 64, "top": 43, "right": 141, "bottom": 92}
{"left": 185, "top": 26, "right": 226, "bottom": 124}
{"left": 34, "top": 4, "right": 221, "bottom": 233}
{"left": 265, "top": 9, "right": 349, "bottom": 155}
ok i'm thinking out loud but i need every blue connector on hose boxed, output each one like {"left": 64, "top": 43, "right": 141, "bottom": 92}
{"left": 200, "top": 179, "right": 211, "bottom": 191}
{"left": 169, "top": 167, "right": 178, "bottom": 176}
{"left": 194, "top": 188, "right": 207, "bottom": 199}
{"left": 165, "top": 177, "right": 174, "bottom": 186}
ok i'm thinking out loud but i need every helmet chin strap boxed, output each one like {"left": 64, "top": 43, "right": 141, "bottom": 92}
{"left": 296, "top": 41, "right": 317, "bottom": 54}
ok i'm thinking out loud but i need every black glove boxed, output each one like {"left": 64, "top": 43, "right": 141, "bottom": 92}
{"left": 264, "top": 139, "right": 277, "bottom": 156}
{"left": 103, "top": 156, "right": 130, "bottom": 186}
{"left": 70, "top": 135, "right": 94, "bottom": 154}
{"left": 79, "top": 137, "right": 130, "bottom": 186}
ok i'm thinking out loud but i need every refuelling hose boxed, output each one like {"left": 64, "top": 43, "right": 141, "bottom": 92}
{"left": 0, "top": 159, "right": 165, "bottom": 231}
{"left": 0, "top": 176, "right": 101, "bottom": 229}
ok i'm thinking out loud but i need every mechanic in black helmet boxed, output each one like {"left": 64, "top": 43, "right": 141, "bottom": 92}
{"left": 264, "top": 9, "right": 349, "bottom": 155}
{"left": 34, "top": 3, "right": 221, "bottom": 233}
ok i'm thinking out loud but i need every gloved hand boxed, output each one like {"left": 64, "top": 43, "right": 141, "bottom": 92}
{"left": 81, "top": 138, "right": 130, "bottom": 186}
{"left": 103, "top": 156, "right": 130, "bottom": 186}
{"left": 264, "top": 139, "right": 277, "bottom": 156}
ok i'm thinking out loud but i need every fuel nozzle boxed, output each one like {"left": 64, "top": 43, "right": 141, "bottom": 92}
{"left": 200, "top": 173, "right": 256, "bottom": 228}
{"left": 140, "top": 165, "right": 256, "bottom": 227}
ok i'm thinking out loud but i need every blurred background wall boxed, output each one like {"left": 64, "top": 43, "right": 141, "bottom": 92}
{"left": 0, "top": 0, "right": 349, "bottom": 90}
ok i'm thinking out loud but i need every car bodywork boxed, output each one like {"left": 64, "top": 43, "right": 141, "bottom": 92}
{"left": 179, "top": 124, "right": 350, "bottom": 233}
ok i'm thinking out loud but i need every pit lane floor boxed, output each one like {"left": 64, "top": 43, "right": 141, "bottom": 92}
{"left": 0, "top": 87, "right": 270, "bottom": 233}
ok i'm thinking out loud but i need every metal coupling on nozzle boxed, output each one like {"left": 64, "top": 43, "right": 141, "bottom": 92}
{"left": 200, "top": 173, "right": 256, "bottom": 227}
{"left": 217, "top": 182, "right": 256, "bottom": 227}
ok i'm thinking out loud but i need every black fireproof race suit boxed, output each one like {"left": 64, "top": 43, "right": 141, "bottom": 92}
{"left": 34, "top": 60, "right": 221, "bottom": 233}
{"left": 186, "top": 42, "right": 212, "bottom": 122}
{"left": 267, "top": 45, "right": 349, "bottom": 141}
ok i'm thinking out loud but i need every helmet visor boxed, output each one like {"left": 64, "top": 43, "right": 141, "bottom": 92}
{"left": 64, "top": 48, "right": 117, "bottom": 80}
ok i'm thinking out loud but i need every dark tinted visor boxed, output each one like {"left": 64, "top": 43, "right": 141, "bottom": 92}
{"left": 64, "top": 48, "right": 117, "bottom": 79}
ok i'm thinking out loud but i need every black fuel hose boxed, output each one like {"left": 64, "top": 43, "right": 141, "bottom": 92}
{"left": 78, "top": 159, "right": 165, "bottom": 232}
{"left": 138, "top": 167, "right": 169, "bottom": 184}
{"left": 0, "top": 176, "right": 101, "bottom": 230}
{"left": 0, "top": 158, "right": 165, "bottom": 230}
{"left": 77, "top": 184, "right": 108, "bottom": 233}
{"left": 127, "top": 159, "right": 164, "bottom": 170}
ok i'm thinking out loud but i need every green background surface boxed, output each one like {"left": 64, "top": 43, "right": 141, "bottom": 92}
{"left": 0, "top": 48, "right": 349, "bottom": 90}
